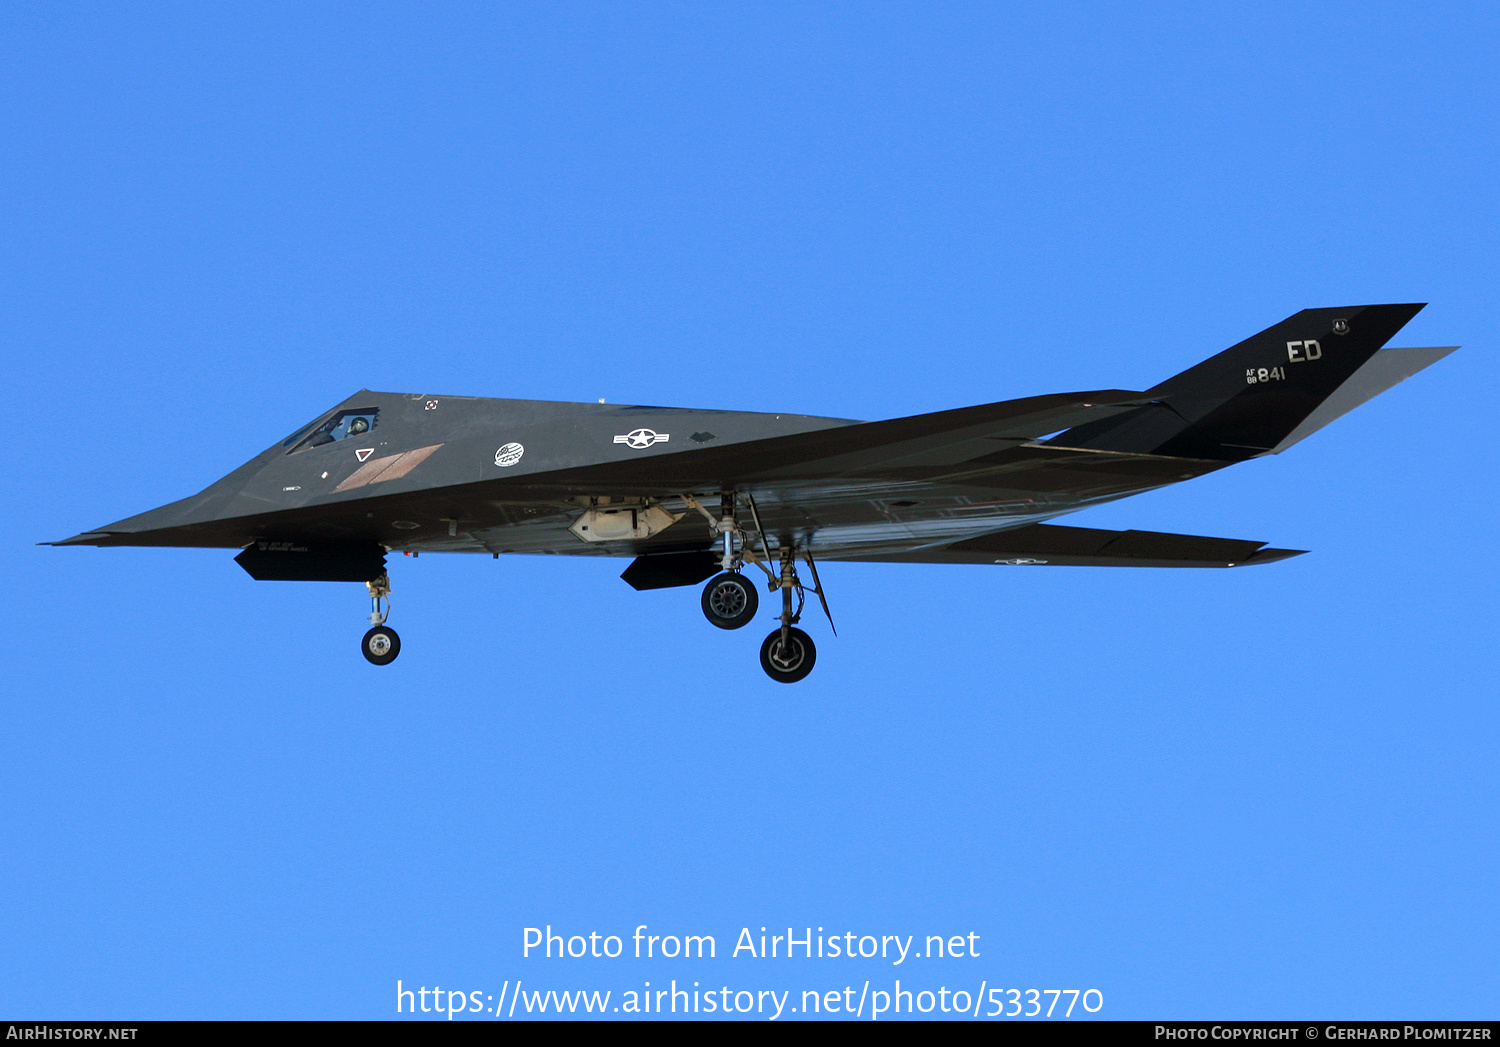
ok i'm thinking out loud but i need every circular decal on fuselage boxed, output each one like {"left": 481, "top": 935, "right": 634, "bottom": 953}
{"left": 494, "top": 442, "right": 525, "bottom": 467}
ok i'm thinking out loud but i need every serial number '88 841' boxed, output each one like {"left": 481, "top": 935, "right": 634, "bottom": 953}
{"left": 1246, "top": 366, "right": 1286, "bottom": 384}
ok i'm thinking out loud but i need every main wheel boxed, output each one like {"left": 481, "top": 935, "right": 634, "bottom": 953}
{"left": 759, "top": 626, "right": 816, "bottom": 683}
{"left": 362, "top": 625, "right": 401, "bottom": 665}
{"left": 701, "top": 572, "right": 759, "bottom": 630}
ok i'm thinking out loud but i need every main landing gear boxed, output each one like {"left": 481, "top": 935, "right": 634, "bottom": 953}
{"left": 696, "top": 492, "right": 760, "bottom": 631}
{"left": 761, "top": 626, "right": 815, "bottom": 684}
{"left": 702, "top": 572, "right": 758, "bottom": 629}
{"left": 361, "top": 572, "right": 400, "bottom": 665}
{"left": 685, "top": 491, "right": 833, "bottom": 683}
{"left": 758, "top": 546, "right": 822, "bottom": 684}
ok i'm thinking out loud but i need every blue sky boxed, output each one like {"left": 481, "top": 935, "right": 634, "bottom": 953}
{"left": 3, "top": 1, "right": 1496, "bottom": 1020}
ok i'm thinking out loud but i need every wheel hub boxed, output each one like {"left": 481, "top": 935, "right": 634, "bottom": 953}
{"left": 709, "top": 583, "right": 747, "bottom": 618}
{"left": 767, "top": 638, "right": 804, "bottom": 671}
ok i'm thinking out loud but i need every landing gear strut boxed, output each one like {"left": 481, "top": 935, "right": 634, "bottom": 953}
{"left": 362, "top": 573, "right": 400, "bottom": 665}
{"left": 758, "top": 546, "right": 820, "bottom": 683}
{"left": 680, "top": 490, "right": 833, "bottom": 682}
{"left": 692, "top": 492, "right": 760, "bottom": 630}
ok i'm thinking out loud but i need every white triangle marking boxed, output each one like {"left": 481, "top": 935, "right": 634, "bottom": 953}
{"left": 355, "top": 448, "right": 374, "bottom": 462}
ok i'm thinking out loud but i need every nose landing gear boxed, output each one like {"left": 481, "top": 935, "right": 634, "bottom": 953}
{"left": 361, "top": 573, "right": 400, "bottom": 665}
{"left": 362, "top": 624, "right": 400, "bottom": 665}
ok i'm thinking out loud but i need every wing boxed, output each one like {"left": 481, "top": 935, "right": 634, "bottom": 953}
{"left": 830, "top": 522, "right": 1304, "bottom": 568}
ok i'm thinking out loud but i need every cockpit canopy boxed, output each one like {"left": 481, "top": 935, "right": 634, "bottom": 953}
{"left": 284, "top": 408, "right": 379, "bottom": 453}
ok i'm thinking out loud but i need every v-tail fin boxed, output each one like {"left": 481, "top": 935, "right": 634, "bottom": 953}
{"left": 1050, "top": 304, "right": 1428, "bottom": 460}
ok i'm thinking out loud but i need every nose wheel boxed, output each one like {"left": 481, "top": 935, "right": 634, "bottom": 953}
{"left": 362, "top": 624, "right": 401, "bottom": 665}
{"left": 361, "top": 572, "right": 401, "bottom": 665}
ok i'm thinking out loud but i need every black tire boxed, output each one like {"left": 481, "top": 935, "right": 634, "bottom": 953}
{"left": 362, "top": 625, "right": 401, "bottom": 665}
{"left": 759, "top": 626, "right": 816, "bottom": 683}
{"left": 701, "top": 572, "right": 759, "bottom": 630}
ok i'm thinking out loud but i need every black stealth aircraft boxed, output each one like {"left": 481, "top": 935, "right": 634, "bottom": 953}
{"left": 53, "top": 304, "right": 1455, "bottom": 682}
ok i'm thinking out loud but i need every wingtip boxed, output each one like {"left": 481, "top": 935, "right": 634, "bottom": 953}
{"left": 1239, "top": 547, "right": 1308, "bottom": 566}
{"left": 46, "top": 532, "right": 112, "bottom": 546}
